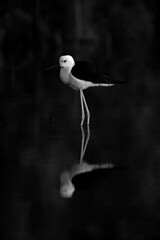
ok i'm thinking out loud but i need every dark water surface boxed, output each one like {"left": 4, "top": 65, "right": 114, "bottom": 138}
{"left": 1, "top": 83, "right": 160, "bottom": 240}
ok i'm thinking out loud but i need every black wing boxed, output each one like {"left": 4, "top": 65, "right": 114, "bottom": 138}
{"left": 72, "top": 61, "right": 129, "bottom": 84}
{"left": 71, "top": 61, "right": 111, "bottom": 83}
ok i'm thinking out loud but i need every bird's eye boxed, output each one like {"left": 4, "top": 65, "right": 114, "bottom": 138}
{"left": 64, "top": 60, "right": 67, "bottom": 62}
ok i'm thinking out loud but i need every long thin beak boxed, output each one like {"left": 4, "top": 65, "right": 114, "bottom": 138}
{"left": 43, "top": 64, "right": 59, "bottom": 71}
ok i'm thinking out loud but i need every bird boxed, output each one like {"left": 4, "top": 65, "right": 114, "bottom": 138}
{"left": 59, "top": 55, "right": 116, "bottom": 125}
{"left": 44, "top": 55, "right": 117, "bottom": 125}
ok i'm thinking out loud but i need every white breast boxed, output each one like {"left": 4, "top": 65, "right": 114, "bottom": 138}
{"left": 60, "top": 68, "right": 93, "bottom": 90}
{"left": 60, "top": 68, "right": 70, "bottom": 84}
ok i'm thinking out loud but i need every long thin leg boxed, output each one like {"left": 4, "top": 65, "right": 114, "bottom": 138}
{"left": 80, "top": 126, "right": 85, "bottom": 163}
{"left": 80, "top": 125, "right": 90, "bottom": 163}
{"left": 82, "top": 125, "right": 90, "bottom": 159}
{"left": 80, "top": 90, "right": 85, "bottom": 126}
{"left": 81, "top": 91, "right": 90, "bottom": 125}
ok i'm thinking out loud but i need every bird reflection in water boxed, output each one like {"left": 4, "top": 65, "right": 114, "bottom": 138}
{"left": 60, "top": 126, "right": 114, "bottom": 198}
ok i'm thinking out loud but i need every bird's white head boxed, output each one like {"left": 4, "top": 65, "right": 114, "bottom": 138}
{"left": 59, "top": 55, "right": 75, "bottom": 70}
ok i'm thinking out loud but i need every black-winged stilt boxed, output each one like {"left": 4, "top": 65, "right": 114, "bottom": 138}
{"left": 58, "top": 55, "right": 114, "bottom": 125}
{"left": 44, "top": 55, "right": 119, "bottom": 125}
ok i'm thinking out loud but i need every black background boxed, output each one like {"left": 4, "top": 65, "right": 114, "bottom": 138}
{"left": 1, "top": 1, "right": 160, "bottom": 239}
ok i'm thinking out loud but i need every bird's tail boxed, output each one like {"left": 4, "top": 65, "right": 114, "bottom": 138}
{"left": 90, "top": 83, "right": 114, "bottom": 87}
{"left": 91, "top": 163, "right": 114, "bottom": 170}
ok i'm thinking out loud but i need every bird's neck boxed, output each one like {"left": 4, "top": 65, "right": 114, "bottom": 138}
{"left": 60, "top": 67, "right": 72, "bottom": 84}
